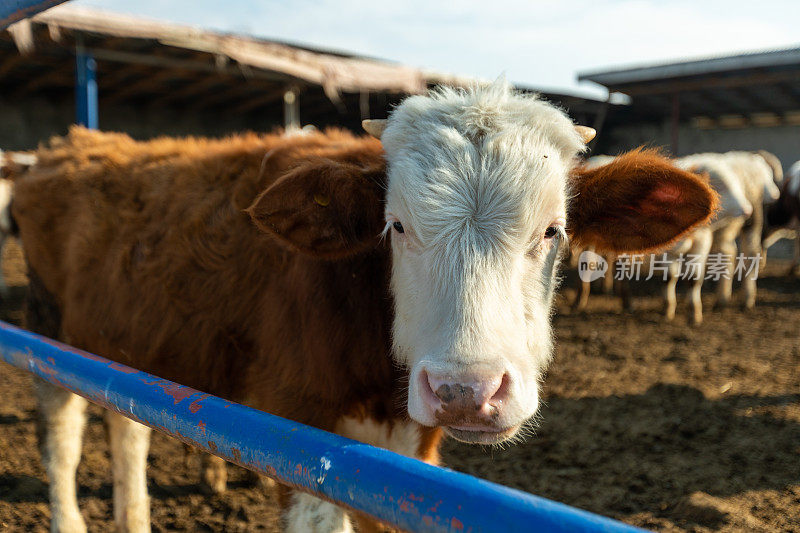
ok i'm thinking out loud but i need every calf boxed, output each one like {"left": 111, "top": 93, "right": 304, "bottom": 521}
{"left": 13, "top": 83, "right": 716, "bottom": 533}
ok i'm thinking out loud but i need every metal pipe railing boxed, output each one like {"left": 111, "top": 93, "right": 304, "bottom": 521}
{"left": 0, "top": 320, "right": 644, "bottom": 532}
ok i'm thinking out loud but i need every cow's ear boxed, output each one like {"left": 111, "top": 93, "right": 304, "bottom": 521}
{"left": 568, "top": 148, "right": 719, "bottom": 253}
{"left": 246, "top": 158, "right": 386, "bottom": 258}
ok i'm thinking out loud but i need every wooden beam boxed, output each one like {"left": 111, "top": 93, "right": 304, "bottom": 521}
{"left": 733, "top": 86, "right": 793, "bottom": 114}
{"left": 97, "top": 63, "right": 154, "bottom": 91}
{"left": 773, "top": 82, "right": 800, "bottom": 106}
{"left": 149, "top": 75, "right": 229, "bottom": 108}
{"left": 11, "top": 60, "right": 71, "bottom": 95}
{"left": 88, "top": 47, "right": 291, "bottom": 83}
{"left": 231, "top": 87, "right": 287, "bottom": 114}
{"left": 298, "top": 96, "right": 348, "bottom": 123}
{"left": 189, "top": 81, "right": 269, "bottom": 111}
{"left": 102, "top": 69, "right": 178, "bottom": 104}
{"left": 684, "top": 90, "right": 741, "bottom": 116}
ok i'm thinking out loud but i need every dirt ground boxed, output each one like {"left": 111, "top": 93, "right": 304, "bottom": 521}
{"left": 1, "top": 237, "right": 798, "bottom": 532}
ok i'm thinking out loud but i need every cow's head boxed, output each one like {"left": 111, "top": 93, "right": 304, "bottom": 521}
{"left": 249, "top": 82, "right": 717, "bottom": 444}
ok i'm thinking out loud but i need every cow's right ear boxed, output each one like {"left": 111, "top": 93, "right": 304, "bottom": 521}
{"left": 568, "top": 148, "right": 719, "bottom": 253}
{"left": 246, "top": 158, "right": 387, "bottom": 259}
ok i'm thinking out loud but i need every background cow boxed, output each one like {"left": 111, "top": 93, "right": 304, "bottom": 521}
{"left": 13, "top": 83, "right": 716, "bottom": 532}
{"left": 765, "top": 160, "right": 800, "bottom": 275}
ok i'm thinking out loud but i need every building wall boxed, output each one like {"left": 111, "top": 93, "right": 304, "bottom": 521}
{"left": 601, "top": 119, "right": 800, "bottom": 170}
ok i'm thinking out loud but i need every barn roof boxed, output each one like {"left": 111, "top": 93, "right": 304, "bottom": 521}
{"left": 0, "top": 5, "right": 610, "bottom": 140}
{"left": 9, "top": 5, "right": 429, "bottom": 98}
{"left": 578, "top": 46, "right": 800, "bottom": 127}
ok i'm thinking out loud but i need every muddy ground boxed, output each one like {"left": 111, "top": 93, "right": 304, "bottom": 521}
{"left": 0, "top": 238, "right": 798, "bottom": 532}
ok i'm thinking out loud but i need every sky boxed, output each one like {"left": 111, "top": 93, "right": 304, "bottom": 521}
{"left": 72, "top": 0, "right": 800, "bottom": 99}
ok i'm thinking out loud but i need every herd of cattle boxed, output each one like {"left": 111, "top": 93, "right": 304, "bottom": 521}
{"left": 0, "top": 82, "right": 792, "bottom": 532}
{"left": 572, "top": 149, "right": 800, "bottom": 324}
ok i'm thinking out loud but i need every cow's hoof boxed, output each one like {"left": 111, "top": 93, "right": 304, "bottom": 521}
{"left": 713, "top": 300, "right": 731, "bottom": 311}
{"left": 51, "top": 512, "right": 87, "bottom": 533}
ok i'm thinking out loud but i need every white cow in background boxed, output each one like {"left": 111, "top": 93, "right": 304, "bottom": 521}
{"left": 660, "top": 154, "right": 753, "bottom": 324}
{"left": 714, "top": 151, "right": 781, "bottom": 309}
{"left": 574, "top": 150, "right": 780, "bottom": 322}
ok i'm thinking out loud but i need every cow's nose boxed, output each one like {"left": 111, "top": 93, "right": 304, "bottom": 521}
{"left": 424, "top": 371, "right": 510, "bottom": 417}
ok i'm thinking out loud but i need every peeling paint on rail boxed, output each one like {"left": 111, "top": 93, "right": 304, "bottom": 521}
{"left": 0, "top": 320, "right": 646, "bottom": 532}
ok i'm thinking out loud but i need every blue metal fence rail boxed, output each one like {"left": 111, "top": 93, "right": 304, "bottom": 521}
{"left": 0, "top": 320, "right": 643, "bottom": 532}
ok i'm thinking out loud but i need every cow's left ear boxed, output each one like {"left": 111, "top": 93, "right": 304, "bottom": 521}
{"left": 568, "top": 148, "right": 719, "bottom": 253}
{"left": 247, "top": 158, "right": 386, "bottom": 259}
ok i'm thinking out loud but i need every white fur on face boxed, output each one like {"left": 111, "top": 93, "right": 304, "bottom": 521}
{"left": 381, "top": 82, "right": 584, "bottom": 439}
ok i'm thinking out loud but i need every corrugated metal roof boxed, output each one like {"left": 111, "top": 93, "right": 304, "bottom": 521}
{"left": 578, "top": 46, "right": 800, "bottom": 87}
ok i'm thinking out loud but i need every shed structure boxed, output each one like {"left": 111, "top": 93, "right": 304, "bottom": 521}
{"left": 579, "top": 47, "right": 800, "bottom": 167}
{"left": 1, "top": 5, "right": 609, "bottom": 151}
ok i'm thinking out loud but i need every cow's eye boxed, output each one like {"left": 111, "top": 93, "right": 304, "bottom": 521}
{"left": 393, "top": 221, "right": 405, "bottom": 234}
{"left": 544, "top": 226, "right": 559, "bottom": 239}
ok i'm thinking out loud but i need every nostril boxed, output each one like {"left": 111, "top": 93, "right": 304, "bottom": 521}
{"left": 489, "top": 373, "right": 511, "bottom": 405}
{"left": 419, "top": 370, "right": 440, "bottom": 407}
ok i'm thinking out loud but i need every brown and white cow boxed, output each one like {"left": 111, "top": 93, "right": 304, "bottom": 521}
{"left": 13, "top": 83, "right": 716, "bottom": 533}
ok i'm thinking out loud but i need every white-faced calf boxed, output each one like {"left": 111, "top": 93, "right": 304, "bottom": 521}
{"left": 14, "top": 83, "right": 716, "bottom": 532}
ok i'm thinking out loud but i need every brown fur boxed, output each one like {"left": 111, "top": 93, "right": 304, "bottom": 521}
{"left": 15, "top": 125, "right": 424, "bottom": 438}
{"left": 569, "top": 148, "right": 719, "bottom": 253}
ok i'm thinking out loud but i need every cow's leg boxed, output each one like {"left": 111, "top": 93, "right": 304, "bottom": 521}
{"left": 791, "top": 231, "right": 800, "bottom": 277}
{"left": 280, "top": 418, "right": 441, "bottom": 532}
{"left": 35, "top": 379, "right": 88, "bottom": 533}
{"left": 105, "top": 410, "right": 151, "bottom": 533}
{"left": 687, "top": 232, "right": 712, "bottom": 325}
{"left": 664, "top": 261, "right": 679, "bottom": 322}
{"left": 27, "top": 269, "right": 86, "bottom": 533}
{"left": 603, "top": 253, "right": 616, "bottom": 294}
{"left": 200, "top": 453, "right": 227, "bottom": 494}
{"left": 740, "top": 207, "right": 763, "bottom": 310}
{"left": 739, "top": 228, "right": 760, "bottom": 309}
{"left": 574, "top": 276, "right": 591, "bottom": 311}
{"left": 572, "top": 246, "right": 591, "bottom": 311}
{"left": 284, "top": 492, "right": 354, "bottom": 533}
{"left": 712, "top": 221, "right": 743, "bottom": 308}
{"left": 338, "top": 418, "right": 441, "bottom": 533}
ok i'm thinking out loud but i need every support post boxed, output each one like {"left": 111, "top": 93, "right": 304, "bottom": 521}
{"left": 283, "top": 87, "right": 299, "bottom": 131}
{"left": 359, "top": 90, "right": 370, "bottom": 120}
{"left": 670, "top": 93, "right": 680, "bottom": 156}
{"left": 75, "top": 45, "right": 98, "bottom": 129}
